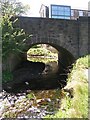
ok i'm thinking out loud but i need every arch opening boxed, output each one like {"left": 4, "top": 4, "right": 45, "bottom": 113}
{"left": 27, "top": 44, "right": 59, "bottom": 75}
{"left": 5, "top": 42, "right": 75, "bottom": 92}
{"left": 26, "top": 42, "right": 75, "bottom": 72}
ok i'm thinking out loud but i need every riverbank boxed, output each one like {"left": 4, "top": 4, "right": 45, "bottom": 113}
{"left": 0, "top": 55, "right": 89, "bottom": 119}
{"left": 44, "top": 55, "right": 89, "bottom": 119}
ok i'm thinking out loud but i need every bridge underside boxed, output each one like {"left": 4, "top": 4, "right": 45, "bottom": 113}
{"left": 24, "top": 42, "right": 75, "bottom": 73}
{"left": 3, "top": 36, "right": 76, "bottom": 72}
{"left": 25, "top": 42, "right": 75, "bottom": 69}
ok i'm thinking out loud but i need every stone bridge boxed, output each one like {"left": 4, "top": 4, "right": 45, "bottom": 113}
{"left": 5, "top": 17, "right": 89, "bottom": 71}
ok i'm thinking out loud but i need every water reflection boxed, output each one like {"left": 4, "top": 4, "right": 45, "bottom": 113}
{"left": 4, "top": 55, "right": 67, "bottom": 93}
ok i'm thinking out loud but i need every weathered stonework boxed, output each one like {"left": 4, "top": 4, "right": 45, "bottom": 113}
{"left": 78, "top": 17, "right": 88, "bottom": 57}
{"left": 5, "top": 17, "right": 89, "bottom": 71}
{"left": 16, "top": 17, "right": 79, "bottom": 58}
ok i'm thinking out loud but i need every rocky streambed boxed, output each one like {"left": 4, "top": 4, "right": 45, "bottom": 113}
{"left": 1, "top": 60, "right": 67, "bottom": 119}
{"left": 0, "top": 89, "right": 62, "bottom": 119}
{"left": 3, "top": 60, "right": 67, "bottom": 92}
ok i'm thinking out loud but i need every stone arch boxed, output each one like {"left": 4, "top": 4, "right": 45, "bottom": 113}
{"left": 6, "top": 35, "right": 75, "bottom": 72}
{"left": 23, "top": 38, "right": 75, "bottom": 72}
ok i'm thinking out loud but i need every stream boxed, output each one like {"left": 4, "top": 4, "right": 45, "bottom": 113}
{"left": 1, "top": 56, "right": 69, "bottom": 119}
{"left": 4, "top": 58, "right": 67, "bottom": 93}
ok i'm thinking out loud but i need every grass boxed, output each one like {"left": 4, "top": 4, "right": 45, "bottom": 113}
{"left": 27, "top": 48, "right": 58, "bottom": 57}
{"left": 2, "top": 55, "right": 89, "bottom": 118}
{"left": 44, "top": 55, "right": 89, "bottom": 119}
{"left": 27, "top": 48, "right": 58, "bottom": 63}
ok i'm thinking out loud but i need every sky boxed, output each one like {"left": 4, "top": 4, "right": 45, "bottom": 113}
{"left": 18, "top": 0, "right": 90, "bottom": 17}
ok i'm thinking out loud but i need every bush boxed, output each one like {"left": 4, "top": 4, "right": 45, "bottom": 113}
{"left": 2, "top": 15, "right": 30, "bottom": 60}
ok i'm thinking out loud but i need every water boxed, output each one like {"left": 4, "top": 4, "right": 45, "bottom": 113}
{"left": 1, "top": 57, "right": 68, "bottom": 118}
{"left": 3, "top": 56, "right": 68, "bottom": 93}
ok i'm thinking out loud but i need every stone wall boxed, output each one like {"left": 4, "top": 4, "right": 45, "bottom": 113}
{"left": 6, "top": 16, "right": 89, "bottom": 71}
{"left": 16, "top": 17, "right": 79, "bottom": 59}
{"left": 2, "top": 53, "right": 27, "bottom": 72}
{"left": 78, "top": 17, "right": 88, "bottom": 57}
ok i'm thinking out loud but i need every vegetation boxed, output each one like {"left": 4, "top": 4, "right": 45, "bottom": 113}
{"left": 1, "top": 0, "right": 30, "bottom": 82}
{"left": 1, "top": 0, "right": 30, "bottom": 59}
{"left": 2, "top": 55, "right": 89, "bottom": 118}
{"left": 1, "top": 0, "right": 89, "bottom": 118}
{"left": 27, "top": 48, "right": 58, "bottom": 63}
{"left": 44, "top": 55, "right": 89, "bottom": 119}
{"left": 1, "top": 52, "right": 89, "bottom": 118}
{"left": 1, "top": 0, "right": 30, "bottom": 16}
{"left": 2, "top": 14, "right": 30, "bottom": 60}
{"left": 27, "top": 48, "right": 58, "bottom": 57}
